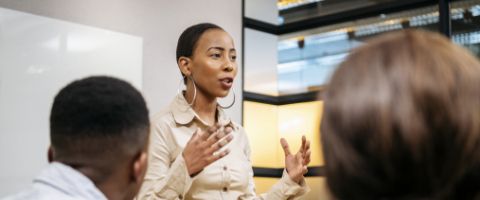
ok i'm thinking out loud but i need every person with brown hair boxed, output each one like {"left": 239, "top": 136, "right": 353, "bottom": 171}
{"left": 321, "top": 29, "right": 480, "bottom": 200}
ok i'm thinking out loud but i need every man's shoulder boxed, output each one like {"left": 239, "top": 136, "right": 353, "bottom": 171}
{"left": 2, "top": 189, "right": 81, "bottom": 200}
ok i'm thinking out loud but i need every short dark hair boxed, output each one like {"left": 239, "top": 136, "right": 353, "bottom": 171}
{"left": 50, "top": 76, "right": 149, "bottom": 174}
{"left": 176, "top": 23, "right": 223, "bottom": 63}
{"left": 321, "top": 30, "right": 480, "bottom": 199}
{"left": 176, "top": 23, "right": 223, "bottom": 84}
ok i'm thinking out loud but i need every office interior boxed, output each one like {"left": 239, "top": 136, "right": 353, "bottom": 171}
{"left": 1, "top": 0, "right": 479, "bottom": 199}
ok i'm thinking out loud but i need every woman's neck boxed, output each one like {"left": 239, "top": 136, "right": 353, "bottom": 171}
{"left": 185, "top": 82, "right": 217, "bottom": 126}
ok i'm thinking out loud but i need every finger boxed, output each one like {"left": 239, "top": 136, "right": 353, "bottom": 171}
{"left": 299, "top": 135, "right": 306, "bottom": 153}
{"left": 215, "top": 126, "right": 231, "bottom": 140}
{"left": 205, "top": 125, "right": 232, "bottom": 146}
{"left": 207, "top": 134, "right": 233, "bottom": 154}
{"left": 198, "top": 128, "right": 209, "bottom": 141}
{"left": 205, "top": 130, "right": 221, "bottom": 146}
{"left": 204, "top": 125, "right": 219, "bottom": 139}
{"left": 303, "top": 166, "right": 308, "bottom": 174}
{"left": 215, "top": 123, "right": 224, "bottom": 133}
{"left": 303, "top": 150, "right": 311, "bottom": 165}
{"left": 223, "top": 126, "right": 233, "bottom": 134}
{"left": 207, "top": 125, "right": 220, "bottom": 135}
{"left": 301, "top": 139, "right": 310, "bottom": 157}
{"left": 280, "top": 138, "right": 292, "bottom": 156}
{"left": 304, "top": 140, "right": 310, "bottom": 153}
{"left": 216, "top": 122, "right": 227, "bottom": 128}
{"left": 207, "top": 148, "right": 230, "bottom": 163}
{"left": 216, "top": 128, "right": 226, "bottom": 139}
{"left": 191, "top": 128, "right": 203, "bottom": 142}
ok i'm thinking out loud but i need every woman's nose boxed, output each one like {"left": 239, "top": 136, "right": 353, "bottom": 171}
{"left": 225, "top": 64, "right": 234, "bottom": 72}
{"left": 224, "top": 61, "right": 234, "bottom": 72}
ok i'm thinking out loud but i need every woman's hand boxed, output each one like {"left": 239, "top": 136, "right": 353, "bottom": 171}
{"left": 280, "top": 135, "right": 311, "bottom": 183}
{"left": 183, "top": 124, "right": 233, "bottom": 176}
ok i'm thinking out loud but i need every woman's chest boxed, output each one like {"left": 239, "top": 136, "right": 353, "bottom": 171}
{"left": 170, "top": 126, "right": 251, "bottom": 191}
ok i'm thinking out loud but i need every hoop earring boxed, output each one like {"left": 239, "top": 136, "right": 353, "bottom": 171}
{"left": 218, "top": 88, "right": 235, "bottom": 109}
{"left": 177, "top": 75, "right": 197, "bottom": 106}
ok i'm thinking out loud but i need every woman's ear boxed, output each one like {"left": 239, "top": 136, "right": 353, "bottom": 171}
{"left": 178, "top": 56, "right": 192, "bottom": 77}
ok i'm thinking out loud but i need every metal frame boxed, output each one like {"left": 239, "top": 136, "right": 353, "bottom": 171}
{"left": 245, "top": 0, "right": 444, "bottom": 35}
{"left": 253, "top": 166, "right": 325, "bottom": 178}
{"left": 243, "top": 91, "right": 322, "bottom": 105}
{"left": 439, "top": 0, "right": 452, "bottom": 39}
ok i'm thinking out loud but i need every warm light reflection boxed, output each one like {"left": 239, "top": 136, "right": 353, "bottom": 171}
{"left": 244, "top": 101, "right": 324, "bottom": 168}
{"left": 277, "top": 101, "right": 324, "bottom": 166}
{"left": 277, "top": 0, "right": 323, "bottom": 10}
{"left": 244, "top": 101, "right": 280, "bottom": 167}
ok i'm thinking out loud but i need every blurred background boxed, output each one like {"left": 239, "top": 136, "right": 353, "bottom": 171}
{"left": 1, "top": 0, "right": 478, "bottom": 199}
{"left": 243, "top": 0, "right": 480, "bottom": 199}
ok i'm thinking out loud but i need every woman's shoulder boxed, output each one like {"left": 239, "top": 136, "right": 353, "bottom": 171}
{"left": 150, "top": 106, "right": 175, "bottom": 127}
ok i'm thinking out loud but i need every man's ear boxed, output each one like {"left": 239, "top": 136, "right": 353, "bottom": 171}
{"left": 132, "top": 151, "right": 148, "bottom": 184}
{"left": 178, "top": 56, "right": 192, "bottom": 77}
{"left": 47, "top": 146, "right": 55, "bottom": 163}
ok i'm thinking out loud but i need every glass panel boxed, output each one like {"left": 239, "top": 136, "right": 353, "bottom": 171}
{"left": 244, "top": 28, "right": 279, "bottom": 96}
{"left": 451, "top": 0, "right": 480, "bottom": 57}
{"left": 277, "top": 5, "right": 440, "bottom": 95}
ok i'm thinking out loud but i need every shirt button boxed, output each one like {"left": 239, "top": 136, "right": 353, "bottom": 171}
{"left": 223, "top": 187, "right": 228, "bottom": 192}
{"left": 178, "top": 194, "right": 183, "bottom": 199}
{"left": 223, "top": 166, "right": 228, "bottom": 171}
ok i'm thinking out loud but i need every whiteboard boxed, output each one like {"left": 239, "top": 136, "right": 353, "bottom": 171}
{"left": 0, "top": 7, "right": 143, "bottom": 195}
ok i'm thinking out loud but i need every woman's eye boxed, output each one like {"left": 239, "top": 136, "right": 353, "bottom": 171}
{"left": 231, "top": 55, "right": 237, "bottom": 61}
{"left": 211, "top": 53, "right": 221, "bottom": 58}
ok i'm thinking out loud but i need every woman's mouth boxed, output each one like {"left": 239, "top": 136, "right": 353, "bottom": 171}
{"left": 220, "top": 78, "right": 233, "bottom": 90}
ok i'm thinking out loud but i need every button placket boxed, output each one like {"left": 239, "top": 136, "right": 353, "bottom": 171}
{"left": 220, "top": 161, "right": 231, "bottom": 193}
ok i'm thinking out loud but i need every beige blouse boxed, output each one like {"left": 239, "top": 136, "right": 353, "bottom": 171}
{"left": 137, "top": 94, "right": 310, "bottom": 200}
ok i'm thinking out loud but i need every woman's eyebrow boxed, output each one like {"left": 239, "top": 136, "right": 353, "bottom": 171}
{"left": 207, "top": 47, "right": 225, "bottom": 52}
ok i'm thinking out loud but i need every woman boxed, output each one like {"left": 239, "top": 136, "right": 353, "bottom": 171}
{"left": 321, "top": 30, "right": 480, "bottom": 199}
{"left": 138, "top": 23, "right": 311, "bottom": 199}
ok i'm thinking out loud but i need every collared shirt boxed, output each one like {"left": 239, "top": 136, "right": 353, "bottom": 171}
{"left": 2, "top": 162, "right": 107, "bottom": 200}
{"left": 137, "top": 93, "right": 310, "bottom": 200}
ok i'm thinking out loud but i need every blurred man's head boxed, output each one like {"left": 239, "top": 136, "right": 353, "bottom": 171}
{"left": 321, "top": 30, "right": 480, "bottom": 199}
{"left": 49, "top": 76, "right": 149, "bottom": 200}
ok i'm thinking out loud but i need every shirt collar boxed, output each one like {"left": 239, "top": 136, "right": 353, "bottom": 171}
{"left": 171, "top": 92, "right": 235, "bottom": 130}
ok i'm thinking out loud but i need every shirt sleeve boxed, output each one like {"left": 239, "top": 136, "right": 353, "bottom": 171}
{"left": 238, "top": 127, "right": 311, "bottom": 200}
{"left": 137, "top": 120, "right": 193, "bottom": 200}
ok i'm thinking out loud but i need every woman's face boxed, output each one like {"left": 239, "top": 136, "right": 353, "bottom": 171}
{"left": 189, "top": 29, "right": 237, "bottom": 98}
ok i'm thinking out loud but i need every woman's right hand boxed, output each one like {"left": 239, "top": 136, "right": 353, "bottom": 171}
{"left": 182, "top": 124, "right": 233, "bottom": 176}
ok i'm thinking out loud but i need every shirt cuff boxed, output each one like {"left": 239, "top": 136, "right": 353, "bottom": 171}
{"left": 279, "top": 169, "right": 311, "bottom": 197}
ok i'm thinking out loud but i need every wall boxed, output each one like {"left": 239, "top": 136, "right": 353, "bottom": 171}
{"left": 0, "top": 0, "right": 242, "bottom": 195}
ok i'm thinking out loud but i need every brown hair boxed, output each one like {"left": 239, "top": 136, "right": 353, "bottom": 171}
{"left": 321, "top": 30, "right": 480, "bottom": 199}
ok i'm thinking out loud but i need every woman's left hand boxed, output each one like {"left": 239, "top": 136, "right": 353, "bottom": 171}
{"left": 280, "top": 135, "right": 311, "bottom": 184}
